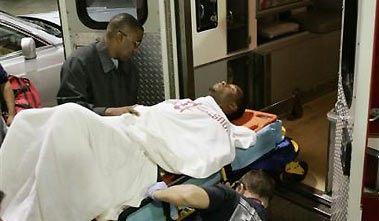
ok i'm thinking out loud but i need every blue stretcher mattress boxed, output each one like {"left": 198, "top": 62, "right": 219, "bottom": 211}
{"left": 232, "top": 120, "right": 283, "bottom": 170}
{"left": 120, "top": 120, "right": 283, "bottom": 221}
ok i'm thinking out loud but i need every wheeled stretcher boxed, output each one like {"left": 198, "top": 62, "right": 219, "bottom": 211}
{"left": 117, "top": 110, "right": 284, "bottom": 221}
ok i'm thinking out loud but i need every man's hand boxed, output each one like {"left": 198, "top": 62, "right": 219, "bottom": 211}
{"left": 104, "top": 105, "right": 139, "bottom": 116}
{"left": 148, "top": 181, "right": 168, "bottom": 202}
{"left": 6, "top": 114, "right": 15, "bottom": 126}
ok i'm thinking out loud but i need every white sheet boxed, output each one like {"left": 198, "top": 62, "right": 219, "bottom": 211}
{"left": 130, "top": 96, "right": 256, "bottom": 177}
{"left": 0, "top": 96, "right": 256, "bottom": 221}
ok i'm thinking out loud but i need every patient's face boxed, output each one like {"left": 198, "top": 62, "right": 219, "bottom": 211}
{"left": 209, "top": 81, "right": 242, "bottom": 106}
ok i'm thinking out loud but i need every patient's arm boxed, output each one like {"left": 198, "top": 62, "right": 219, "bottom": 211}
{"left": 150, "top": 183, "right": 210, "bottom": 209}
{"left": 1, "top": 81, "right": 15, "bottom": 126}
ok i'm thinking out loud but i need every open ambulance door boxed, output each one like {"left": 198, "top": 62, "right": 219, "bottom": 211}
{"left": 359, "top": 0, "right": 379, "bottom": 219}
{"left": 334, "top": 0, "right": 379, "bottom": 220}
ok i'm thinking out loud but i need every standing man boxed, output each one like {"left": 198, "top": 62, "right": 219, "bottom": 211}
{"left": 0, "top": 64, "right": 15, "bottom": 126}
{"left": 57, "top": 13, "right": 143, "bottom": 116}
{"left": 148, "top": 169, "right": 275, "bottom": 221}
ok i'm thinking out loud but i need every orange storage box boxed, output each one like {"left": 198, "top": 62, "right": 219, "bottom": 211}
{"left": 232, "top": 109, "right": 278, "bottom": 132}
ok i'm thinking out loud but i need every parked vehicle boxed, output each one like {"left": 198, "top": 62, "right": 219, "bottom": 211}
{"left": 0, "top": 10, "right": 64, "bottom": 107}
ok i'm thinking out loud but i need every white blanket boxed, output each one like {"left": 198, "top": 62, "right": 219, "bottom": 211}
{"left": 0, "top": 96, "right": 256, "bottom": 221}
{"left": 132, "top": 96, "right": 256, "bottom": 177}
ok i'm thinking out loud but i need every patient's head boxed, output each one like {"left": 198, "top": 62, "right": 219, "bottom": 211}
{"left": 209, "top": 81, "right": 246, "bottom": 120}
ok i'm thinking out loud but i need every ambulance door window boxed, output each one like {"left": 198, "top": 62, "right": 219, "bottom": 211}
{"left": 76, "top": 0, "right": 148, "bottom": 30}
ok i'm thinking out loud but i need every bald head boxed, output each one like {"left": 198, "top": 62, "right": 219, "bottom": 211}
{"left": 104, "top": 13, "right": 144, "bottom": 62}
{"left": 106, "top": 13, "right": 144, "bottom": 39}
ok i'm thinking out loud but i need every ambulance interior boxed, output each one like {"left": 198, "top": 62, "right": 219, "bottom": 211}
{"left": 190, "top": 0, "right": 344, "bottom": 219}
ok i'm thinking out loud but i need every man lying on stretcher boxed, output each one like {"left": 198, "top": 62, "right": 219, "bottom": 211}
{"left": 0, "top": 81, "right": 257, "bottom": 221}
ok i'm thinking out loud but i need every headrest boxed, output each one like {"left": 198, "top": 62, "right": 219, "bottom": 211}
{"left": 232, "top": 109, "right": 277, "bottom": 131}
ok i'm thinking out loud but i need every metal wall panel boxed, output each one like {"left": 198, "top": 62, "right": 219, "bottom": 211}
{"left": 132, "top": 32, "right": 165, "bottom": 105}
